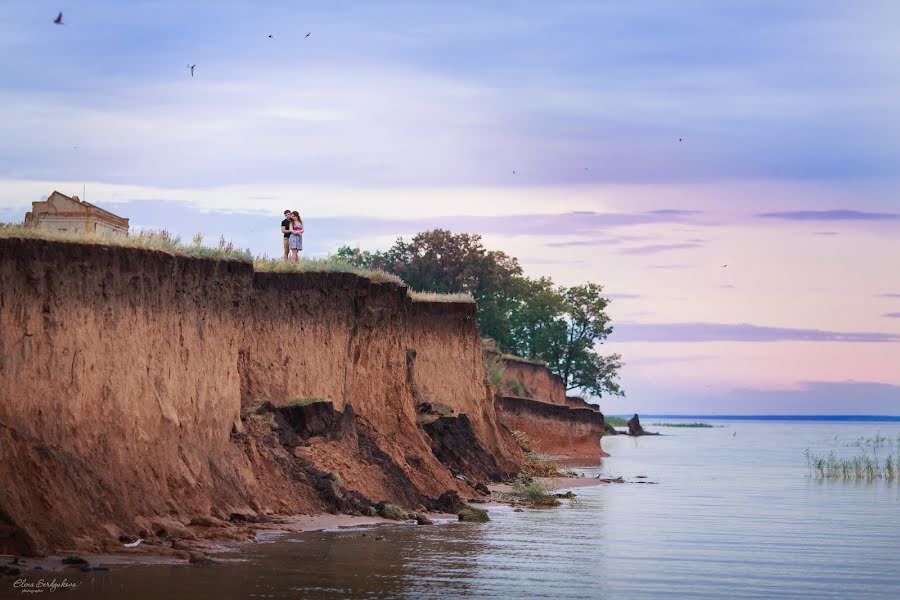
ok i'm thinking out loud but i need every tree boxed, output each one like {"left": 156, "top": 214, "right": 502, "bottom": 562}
{"left": 334, "top": 231, "right": 623, "bottom": 398}
{"left": 511, "top": 281, "right": 624, "bottom": 398}
{"left": 335, "top": 230, "right": 524, "bottom": 348}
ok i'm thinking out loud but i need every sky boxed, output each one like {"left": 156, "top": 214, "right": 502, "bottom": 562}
{"left": 2, "top": 1, "right": 899, "bottom": 414}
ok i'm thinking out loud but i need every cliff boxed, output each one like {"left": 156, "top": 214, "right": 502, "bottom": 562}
{"left": 0, "top": 237, "right": 521, "bottom": 555}
{"left": 489, "top": 352, "right": 607, "bottom": 457}
{"left": 495, "top": 397, "right": 608, "bottom": 457}
{"left": 496, "top": 355, "right": 567, "bottom": 406}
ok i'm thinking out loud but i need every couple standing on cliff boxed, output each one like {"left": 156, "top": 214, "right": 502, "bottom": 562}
{"left": 281, "top": 209, "right": 304, "bottom": 262}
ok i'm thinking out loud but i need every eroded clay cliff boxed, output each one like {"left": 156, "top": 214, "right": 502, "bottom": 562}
{"left": 0, "top": 237, "right": 520, "bottom": 555}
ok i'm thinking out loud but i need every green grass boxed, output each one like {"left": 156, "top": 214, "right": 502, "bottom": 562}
{"left": 1, "top": 223, "right": 252, "bottom": 261}
{"left": 483, "top": 354, "right": 506, "bottom": 393}
{"left": 511, "top": 475, "right": 554, "bottom": 502}
{"left": 846, "top": 433, "right": 900, "bottom": 450}
{"left": 523, "top": 451, "right": 565, "bottom": 478}
{"left": 805, "top": 448, "right": 899, "bottom": 481}
{"left": 408, "top": 290, "right": 475, "bottom": 303}
{"left": 605, "top": 416, "right": 628, "bottom": 427}
{"left": 457, "top": 507, "right": 490, "bottom": 522}
{"left": 652, "top": 422, "right": 716, "bottom": 428}
{"left": 3, "top": 222, "right": 476, "bottom": 304}
{"left": 378, "top": 503, "right": 408, "bottom": 520}
{"left": 253, "top": 256, "right": 404, "bottom": 284}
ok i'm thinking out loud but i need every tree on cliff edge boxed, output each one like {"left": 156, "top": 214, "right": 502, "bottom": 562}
{"left": 509, "top": 281, "right": 624, "bottom": 398}
{"left": 335, "top": 230, "right": 623, "bottom": 398}
{"left": 335, "top": 230, "right": 524, "bottom": 349}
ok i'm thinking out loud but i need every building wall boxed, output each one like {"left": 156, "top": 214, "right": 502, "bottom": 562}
{"left": 26, "top": 192, "right": 128, "bottom": 237}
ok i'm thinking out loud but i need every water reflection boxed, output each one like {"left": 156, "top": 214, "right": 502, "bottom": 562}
{"left": 3, "top": 420, "right": 900, "bottom": 599}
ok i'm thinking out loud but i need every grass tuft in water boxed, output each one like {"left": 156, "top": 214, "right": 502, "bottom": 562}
{"left": 805, "top": 447, "right": 899, "bottom": 481}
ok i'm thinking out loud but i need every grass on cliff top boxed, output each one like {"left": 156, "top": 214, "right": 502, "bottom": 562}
{"left": 605, "top": 416, "right": 629, "bottom": 427}
{"left": 253, "top": 256, "right": 404, "bottom": 284}
{"left": 407, "top": 290, "right": 475, "bottom": 303}
{"left": 0, "top": 223, "right": 253, "bottom": 261}
{"left": 254, "top": 257, "right": 474, "bottom": 304}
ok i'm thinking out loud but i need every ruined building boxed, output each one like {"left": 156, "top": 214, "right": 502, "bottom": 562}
{"left": 24, "top": 190, "right": 129, "bottom": 236}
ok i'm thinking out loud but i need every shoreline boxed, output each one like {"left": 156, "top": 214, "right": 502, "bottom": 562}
{"left": 5, "top": 472, "right": 607, "bottom": 574}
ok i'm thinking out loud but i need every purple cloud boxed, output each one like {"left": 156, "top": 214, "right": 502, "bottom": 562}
{"left": 645, "top": 264, "right": 695, "bottom": 270}
{"left": 613, "top": 322, "right": 900, "bottom": 343}
{"left": 757, "top": 210, "right": 900, "bottom": 221}
{"left": 876, "top": 293, "right": 900, "bottom": 298}
{"left": 813, "top": 231, "right": 839, "bottom": 236}
{"left": 618, "top": 242, "right": 704, "bottom": 255}
{"left": 545, "top": 238, "right": 625, "bottom": 248}
{"left": 884, "top": 313, "right": 900, "bottom": 319}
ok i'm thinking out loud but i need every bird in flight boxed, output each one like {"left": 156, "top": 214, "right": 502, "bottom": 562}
{"left": 187, "top": 64, "right": 196, "bottom": 78}
{"left": 305, "top": 32, "right": 311, "bottom": 38}
{"left": 720, "top": 264, "right": 728, "bottom": 268}
{"left": 512, "top": 170, "right": 516, "bottom": 175}
{"left": 268, "top": 34, "right": 274, "bottom": 38}
{"left": 53, "top": 12, "right": 63, "bottom": 25}
{"left": 678, "top": 138, "right": 683, "bottom": 142}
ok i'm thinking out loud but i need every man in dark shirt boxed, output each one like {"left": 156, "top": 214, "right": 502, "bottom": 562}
{"left": 281, "top": 209, "right": 291, "bottom": 260}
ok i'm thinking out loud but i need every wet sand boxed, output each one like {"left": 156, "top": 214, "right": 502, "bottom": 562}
{"left": 10, "top": 511, "right": 461, "bottom": 573}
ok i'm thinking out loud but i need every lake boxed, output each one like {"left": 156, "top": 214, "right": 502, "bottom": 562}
{"left": 4, "top": 418, "right": 899, "bottom": 599}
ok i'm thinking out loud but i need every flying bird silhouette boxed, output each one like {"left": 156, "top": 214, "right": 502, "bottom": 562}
{"left": 53, "top": 12, "right": 63, "bottom": 25}
{"left": 512, "top": 170, "right": 516, "bottom": 175}
{"left": 187, "top": 64, "right": 195, "bottom": 78}
{"left": 720, "top": 264, "right": 728, "bottom": 268}
{"left": 679, "top": 138, "right": 683, "bottom": 142}
{"left": 268, "top": 34, "right": 274, "bottom": 38}
{"left": 305, "top": 32, "right": 311, "bottom": 38}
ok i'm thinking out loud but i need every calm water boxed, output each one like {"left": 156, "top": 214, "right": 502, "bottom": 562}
{"left": 4, "top": 419, "right": 900, "bottom": 599}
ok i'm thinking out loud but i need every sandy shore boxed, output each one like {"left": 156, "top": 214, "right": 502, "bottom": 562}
{"left": 5, "top": 511, "right": 463, "bottom": 573}
{"left": 6, "top": 477, "right": 603, "bottom": 573}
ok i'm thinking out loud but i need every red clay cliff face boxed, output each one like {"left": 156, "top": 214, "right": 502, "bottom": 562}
{"left": 0, "top": 237, "right": 520, "bottom": 555}
{"left": 495, "top": 397, "right": 608, "bottom": 457}
{"left": 491, "top": 355, "right": 607, "bottom": 457}
{"left": 499, "top": 356, "right": 567, "bottom": 406}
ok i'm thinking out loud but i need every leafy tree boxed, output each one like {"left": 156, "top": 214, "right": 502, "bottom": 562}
{"left": 336, "top": 230, "right": 523, "bottom": 348}
{"left": 334, "top": 231, "right": 623, "bottom": 398}
{"left": 511, "top": 281, "right": 623, "bottom": 398}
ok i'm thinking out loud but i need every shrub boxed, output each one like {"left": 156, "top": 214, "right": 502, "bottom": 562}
{"left": 484, "top": 354, "right": 506, "bottom": 393}
{"left": 457, "top": 507, "right": 490, "bottom": 523}
{"left": 378, "top": 503, "right": 408, "bottom": 520}
{"left": 511, "top": 430, "right": 533, "bottom": 452}
{"left": 523, "top": 451, "right": 564, "bottom": 477}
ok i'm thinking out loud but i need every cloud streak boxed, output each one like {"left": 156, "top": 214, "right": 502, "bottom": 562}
{"left": 613, "top": 322, "right": 900, "bottom": 343}
{"left": 757, "top": 210, "right": 900, "bottom": 221}
{"left": 618, "top": 242, "right": 704, "bottom": 255}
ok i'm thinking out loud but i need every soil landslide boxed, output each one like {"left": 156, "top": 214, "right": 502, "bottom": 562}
{"left": 491, "top": 354, "right": 608, "bottom": 457}
{"left": 0, "top": 237, "right": 526, "bottom": 556}
{"left": 495, "top": 396, "right": 608, "bottom": 457}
